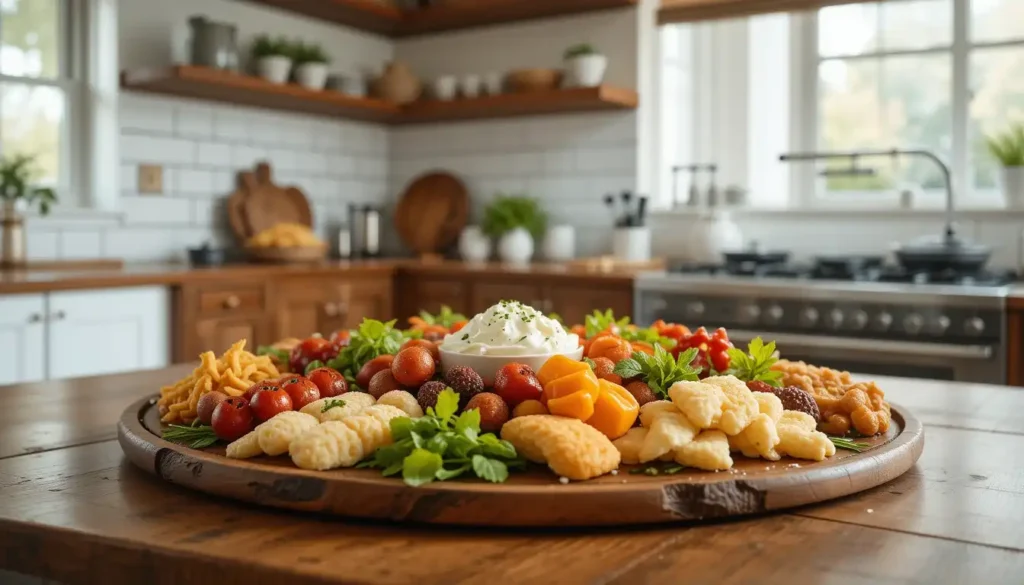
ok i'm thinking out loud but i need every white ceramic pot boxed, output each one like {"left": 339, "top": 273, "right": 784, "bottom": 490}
{"left": 461, "top": 74, "right": 482, "bottom": 98}
{"left": 566, "top": 54, "right": 607, "bottom": 88}
{"left": 1001, "top": 166, "right": 1024, "bottom": 209}
{"left": 458, "top": 226, "right": 491, "bottom": 262}
{"left": 433, "top": 75, "right": 457, "bottom": 100}
{"left": 257, "top": 55, "right": 292, "bottom": 84}
{"left": 612, "top": 227, "right": 651, "bottom": 263}
{"left": 686, "top": 211, "right": 744, "bottom": 264}
{"left": 483, "top": 72, "right": 502, "bottom": 95}
{"left": 497, "top": 227, "right": 534, "bottom": 264}
{"left": 340, "top": 76, "right": 367, "bottom": 97}
{"left": 542, "top": 225, "right": 575, "bottom": 262}
{"left": 295, "top": 62, "right": 328, "bottom": 90}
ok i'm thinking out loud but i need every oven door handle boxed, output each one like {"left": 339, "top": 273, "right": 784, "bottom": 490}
{"left": 726, "top": 329, "right": 995, "bottom": 361}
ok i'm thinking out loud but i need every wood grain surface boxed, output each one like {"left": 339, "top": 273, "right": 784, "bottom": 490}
{"left": 1, "top": 372, "right": 1023, "bottom": 583}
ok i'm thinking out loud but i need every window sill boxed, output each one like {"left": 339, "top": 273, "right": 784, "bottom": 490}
{"left": 652, "top": 206, "right": 1024, "bottom": 220}
{"left": 24, "top": 207, "right": 124, "bottom": 228}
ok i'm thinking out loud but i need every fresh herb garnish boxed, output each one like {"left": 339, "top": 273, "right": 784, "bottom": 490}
{"left": 256, "top": 345, "right": 290, "bottom": 364}
{"left": 321, "top": 398, "right": 347, "bottom": 413}
{"left": 613, "top": 345, "right": 701, "bottom": 398}
{"left": 583, "top": 357, "right": 597, "bottom": 369}
{"left": 619, "top": 325, "right": 678, "bottom": 350}
{"left": 829, "top": 437, "right": 871, "bottom": 453}
{"left": 326, "top": 319, "right": 404, "bottom": 384}
{"left": 584, "top": 309, "right": 631, "bottom": 339}
{"left": 360, "top": 388, "right": 524, "bottom": 486}
{"left": 162, "top": 424, "right": 219, "bottom": 449}
{"left": 304, "top": 360, "right": 324, "bottom": 375}
{"left": 418, "top": 305, "right": 467, "bottom": 329}
{"left": 726, "top": 337, "right": 783, "bottom": 387}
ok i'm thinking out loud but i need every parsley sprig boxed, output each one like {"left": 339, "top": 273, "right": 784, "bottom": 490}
{"left": 256, "top": 345, "right": 290, "bottom": 364}
{"left": 418, "top": 305, "right": 467, "bottom": 329}
{"left": 613, "top": 345, "right": 701, "bottom": 398}
{"left": 327, "top": 319, "right": 404, "bottom": 386}
{"left": 829, "top": 437, "right": 871, "bottom": 453}
{"left": 358, "top": 388, "right": 525, "bottom": 486}
{"left": 321, "top": 398, "right": 346, "bottom": 413}
{"left": 726, "top": 337, "right": 783, "bottom": 387}
{"left": 584, "top": 309, "right": 631, "bottom": 338}
{"left": 162, "top": 424, "right": 218, "bottom": 449}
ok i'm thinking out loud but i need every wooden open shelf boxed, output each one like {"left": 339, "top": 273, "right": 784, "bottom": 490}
{"left": 121, "top": 66, "right": 638, "bottom": 126}
{"left": 237, "top": 0, "right": 638, "bottom": 38}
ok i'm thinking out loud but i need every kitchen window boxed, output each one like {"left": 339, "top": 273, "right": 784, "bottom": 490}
{"left": 0, "top": 0, "right": 119, "bottom": 212}
{"left": 656, "top": 0, "right": 1024, "bottom": 210}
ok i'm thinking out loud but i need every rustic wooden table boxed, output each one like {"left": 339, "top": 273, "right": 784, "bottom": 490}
{"left": 0, "top": 370, "right": 1022, "bottom": 584}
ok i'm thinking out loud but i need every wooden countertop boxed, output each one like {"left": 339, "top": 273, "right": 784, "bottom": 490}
{"left": 0, "top": 259, "right": 641, "bottom": 294}
{"left": 1, "top": 370, "right": 1023, "bottom": 584}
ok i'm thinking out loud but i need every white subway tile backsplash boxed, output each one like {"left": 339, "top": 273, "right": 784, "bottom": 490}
{"left": 213, "top": 111, "right": 250, "bottom": 141}
{"left": 326, "top": 154, "right": 356, "bottom": 177}
{"left": 196, "top": 142, "right": 232, "bottom": 168}
{"left": 575, "top": 147, "right": 636, "bottom": 174}
{"left": 26, "top": 231, "right": 59, "bottom": 261}
{"left": 264, "top": 148, "right": 299, "bottom": 172}
{"left": 176, "top": 169, "right": 214, "bottom": 195}
{"left": 59, "top": 231, "right": 102, "bottom": 260}
{"left": 541, "top": 150, "right": 577, "bottom": 175}
{"left": 231, "top": 145, "right": 268, "bottom": 168}
{"left": 355, "top": 156, "right": 386, "bottom": 179}
{"left": 119, "top": 134, "right": 195, "bottom": 165}
{"left": 211, "top": 170, "right": 236, "bottom": 194}
{"left": 120, "top": 164, "right": 138, "bottom": 193}
{"left": 103, "top": 228, "right": 179, "bottom": 261}
{"left": 120, "top": 94, "right": 175, "bottom": 133}
{"left": 122, "top": 196, "right": 192, "bottom": 225}
{"left": 176, "top": 105, "right": 214, "bottom": 138}
{"left": 296, "top": 152, "right": 328, "bottom": 174}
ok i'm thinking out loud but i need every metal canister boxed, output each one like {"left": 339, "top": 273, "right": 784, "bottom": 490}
{"left": 1, "top": 203, "right": 26, "bottom": 267}
{"left": 363, "top": 206, "right": 381, "bottom": 257}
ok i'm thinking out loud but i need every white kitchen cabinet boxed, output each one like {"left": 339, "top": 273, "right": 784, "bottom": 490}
{"left": 0, "top": 294, "right": 46, "bottom": 385}
{"left": 47, "top": 287, "right": 170, "bottom": 380}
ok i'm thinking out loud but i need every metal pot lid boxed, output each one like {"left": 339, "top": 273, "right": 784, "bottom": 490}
{"left": 897, "top": 233, "right": 992, "bottom": 257}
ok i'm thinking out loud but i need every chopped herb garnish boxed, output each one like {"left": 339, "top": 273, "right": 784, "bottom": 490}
{"left": 321, "top": 398, "right": 347, "bottom": 413}
{"left": 162, "top": 424, "right": 219, "bottom": 449}
{"left": 829, "top": 436, "right": 871, "bottom": 453}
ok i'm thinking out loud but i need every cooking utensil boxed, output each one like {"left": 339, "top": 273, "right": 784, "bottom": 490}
{"left": 723, "top": 250, "right": 790, "bottom": 266}
{"left": 188, "top": 16, "right": 238, "bottom": 71}
{"left": 227, "top": 162, "right": 313, "bottom": 244}
{"left": 394, "top": 172, "right": 469, "bottom": 259}
{"left": 620, "top": 190, "right": 634, "bottom": 227}
{"left": 636, "top": 196, "right": 648, "bottom": 227}
{"left": 894, "top": 233, "right": 992, "bottom": 274}
{"left": 187, "top": 243, "right": 227, "bottom": 266}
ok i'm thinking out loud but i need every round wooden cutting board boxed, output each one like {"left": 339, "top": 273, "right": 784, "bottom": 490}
{"left": 394, "top": 172, "right": 469, "bottom": 258}
{"left": 118, "top": 397, "right": 924, "bottom": 527}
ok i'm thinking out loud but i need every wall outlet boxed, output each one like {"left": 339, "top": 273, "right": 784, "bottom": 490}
{"left": 138, "top": 164, "right": 164, "bottom": 194}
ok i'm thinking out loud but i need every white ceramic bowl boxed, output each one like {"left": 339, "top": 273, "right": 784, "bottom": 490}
{"left": 438, "top": 346, "right": 584, "bottom": 387}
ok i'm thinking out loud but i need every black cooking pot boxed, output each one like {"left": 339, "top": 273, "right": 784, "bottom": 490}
{"left": 894, "top": 233, "right": 992, "bottom": 274}
{"left": 723, "top": 250, "right": 790, "bottom": 265}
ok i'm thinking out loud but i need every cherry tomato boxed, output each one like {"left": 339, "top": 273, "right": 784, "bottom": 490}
{"left": 249, "top": 387, "right": 293, "bottom": 422}
{"left": 278, "top": 376, "right": 321, "bottom": 410}
{"left": 391, "top": 346, "right": 436, "bottom": 387}
{"left": 329, "top": 329, "right": 351, "bottom": 344}
{"left": 400, "top": 338, "right": 440, "bottom": 362}
{"left": 242, "top": 379, "right": 279, "bottom": 403}
{"left": 307, "top": 367, "right": 348, "bottom": 398}
{"left": 355, "top": 355, "right": 395, "bottom": 389}
{"left": 289, "top": 337, "right": 337, "bottom": 374}
{"left": 211, "top": 397, "right": 255, "bottom": 441}
{"left": 493, "top": 363, "right": 543, "bottom": 406}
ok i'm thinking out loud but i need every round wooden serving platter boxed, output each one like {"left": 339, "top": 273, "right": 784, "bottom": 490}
{"left": 118, "top": 397, "right": 923, "bottom": 527}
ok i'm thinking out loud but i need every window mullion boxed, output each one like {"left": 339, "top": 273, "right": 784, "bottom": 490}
{"left": 952, "top": 0, "right": 970, "bottom": 205}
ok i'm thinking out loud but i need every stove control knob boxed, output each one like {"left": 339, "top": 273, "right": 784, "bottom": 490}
{"left": 826, "top": 309, "right": 844, "bottom": 329}
{"left": 687, "top": 301, "right": 706, "bottom": 318}
{"left": 874, "top": 312, "right": 894, "bottom": 331}
{"left": 739, "top": 304, "right": 761, "bottom": 323}
{"left": 765, "top": 304, "right": 784, "bottom": 323}
{"left": 649, "top": 298, "right": 668, "bottom": 312}
{"left": 848, "top": 310, "right": 868, "bottom": 330}
{"left": 903, "top": 313, "right": 925, "bottom": 335}
{"left": 964, "top": 317, "right": 986, "bottom": 336}
{"left": 799, "top": 307, "right": 819, "bottom": 327}
{"left": 929, "top": 315, "right": 951, "bottom": 335}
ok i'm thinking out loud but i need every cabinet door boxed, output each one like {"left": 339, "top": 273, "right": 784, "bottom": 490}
{"left": 397, "top": 275, "right": 469, "bottom": 318}
{"left": 338, "top": 277, "right": 393, "bottom": 330}
{"left": 273, "top": 278, "right": 339, "bottom": 339}
{"left": 192, "top": 316, "right": 274, "bottom": 358}
{"left": 0, "top": 294, "right": 46, "bottom": 385}
{"left": 48, "top": 287, "right": 170, "bottom": 380}
{"left": 546, "top": 284, "right": 633, "bottom": 326}
{"left": 470, "top": 282, "right": 544, "bottom": 314}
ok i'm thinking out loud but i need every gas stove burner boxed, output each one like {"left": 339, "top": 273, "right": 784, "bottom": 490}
{"left": 876, "top": 266, "right": 1016, "bottom": 287}
{"left": 812, "top": 255, "right": 884, "bottom": 281}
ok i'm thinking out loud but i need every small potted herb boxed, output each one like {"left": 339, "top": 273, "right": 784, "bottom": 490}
{"left": 251, "top": 34, "right": 292, "bottom": 84}
{"left": 0, "top": 154, "right": 57, "bottom": 267}
{"left": 563, "top": 43, "right": 607, "bottom": 88}
{"left": 292, "top": 41, "right": 331, "bottom": 91}
{"left": 986, "top": 124, "right": 1024, "bottom": 208}
{"left": 482, "top": 194, "right": 547, "bottom": 265}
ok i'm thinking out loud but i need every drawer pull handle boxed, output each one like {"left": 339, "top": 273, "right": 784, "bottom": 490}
{"left": 28, "top": 313, "right": 42, "bottom": 323}
{"left": 51, "top": 310, "right": 66, "bottom": 321}
{"left": 223, "top": 295, "right": 241, "bottom": 309}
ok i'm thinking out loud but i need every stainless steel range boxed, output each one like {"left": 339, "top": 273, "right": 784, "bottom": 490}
{"left": 634, "top": 261, "right": 1012, "bottom": 384}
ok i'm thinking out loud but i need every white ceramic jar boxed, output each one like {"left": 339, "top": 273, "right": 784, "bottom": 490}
{"left": 542, "top": 225, "right": 576, "bottom": 262}
{"left": 461, "top": 74, "right": 482, "bottom": 98}
{"left": 458, "top": 226, "right": 490, "bottom": 262}
{"left": 497, "top": 227, "right": 534, "bottom": 264}
{"left": 566, "top": 54, "right": 608, "bottom": 88}
{"left": 433, "top": 75, "right": 457, "bottom": 100}
{"left": 257, "top": 55, "right": 292, "bottom": 84}
{"left": 295, "top": 62, "right": 328, "bottom": 90}
{"left": 612, "top": 227, "right": 651, "bottom": 263}
{"left": 1002, "top": 166, "right": 1024, "bottom": 209}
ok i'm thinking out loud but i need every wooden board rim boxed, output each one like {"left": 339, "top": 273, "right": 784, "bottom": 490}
{"left": 118, "top": 396, "right": 924, "bottom": 527}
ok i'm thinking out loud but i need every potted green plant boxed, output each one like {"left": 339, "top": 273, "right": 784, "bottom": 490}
{"left": 986, "top": 124, "right": 1024, "bottom": 208}
{"left": 251, "top": 34, "right": 292, "bottom": 84}
{"left": 482, "top": 194, "right": 547, "bottom": 264}
{"left": 292, "top": 41, "right": 331, "bottom": 91}
{"left": 563, "top": 43, "right": 607, "bottom": 88}
{"left": 1, "top": 154, "right": 57, "bottom": 267}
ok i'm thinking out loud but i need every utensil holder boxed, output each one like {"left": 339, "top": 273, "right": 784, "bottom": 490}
{"left": 612, "top": 227, "right": 650, "bottom": 263}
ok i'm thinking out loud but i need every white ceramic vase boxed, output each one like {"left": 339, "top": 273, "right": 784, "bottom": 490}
{"left": 566, "top": 54, "right": 607, "bottom": 88}
{"left": 295, "top": 62, "right": 329, "bottom": 90}
{"left": 542, "top": 225, "right": 575, "bottom": 262}
{"left": 612, "top": 227, "right": 651, "bottom": 263}
{"left": 458, "top": 226, "right": 490, "bottom": 262}
{"left": 1001, "top": 166, "right": 1024, "bottom": 209}
{"left": 257, "top": 55, "right": 292, "bottom": 84}
{"left": 433, "top": 75, "right": 457, "bottom": 100}
{"left": 497, "top": 227, "right": 534, "bottom": 264}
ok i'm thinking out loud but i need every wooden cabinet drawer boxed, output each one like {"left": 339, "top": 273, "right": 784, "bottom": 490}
{"left": 197, "top": 287, "right": 265, "bottom": 314}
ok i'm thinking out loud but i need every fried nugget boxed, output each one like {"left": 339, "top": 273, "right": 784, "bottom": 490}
{"left": 225, "top": 429, "right": 263, "bottom": 459}
{"left": 702, "top": 376, "right": 760, "bottom": 436}
{"left": 638, "top": 411, "right": 699, "bottom": 463}
{"left": 728, "top": 413, "right": 780, "bottom": 460}
{"left": 301, "top": 392, "right": 376, "bottom": 422}
{"left": 776, "top": 411, "right": 836, "bottom": 461}
{"left": 668, "top": 380, "right": 725, "bottom": 428}
{"left": 675, "top": 430, "right": 733, "bottom": 471}
{"left": 501, "top": 415, "right": 620, "bottom": 480}
{"left": 257, "top": 411, "right": 319, "bottom": 456}
{"left": 376, "top": 390, "right": 424, "bottom": 418}
{"left": 612, "top": 427, "right": 648, "bottom": 465}
{"left": 289, "top": 421, "right": 365, "bottom": 471}
{"left": 639, "top": 400, "right": 680, "bottom": 427}
{"left": 753, "top": 392, "right": 783, "bottom": 422}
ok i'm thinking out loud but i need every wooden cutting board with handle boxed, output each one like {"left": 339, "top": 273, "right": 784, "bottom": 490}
{"left": 395, "top": 171, "right": 469, "bottom": 258}
{"left": 227, "top": 162, "right": 313, "bottom": 242}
